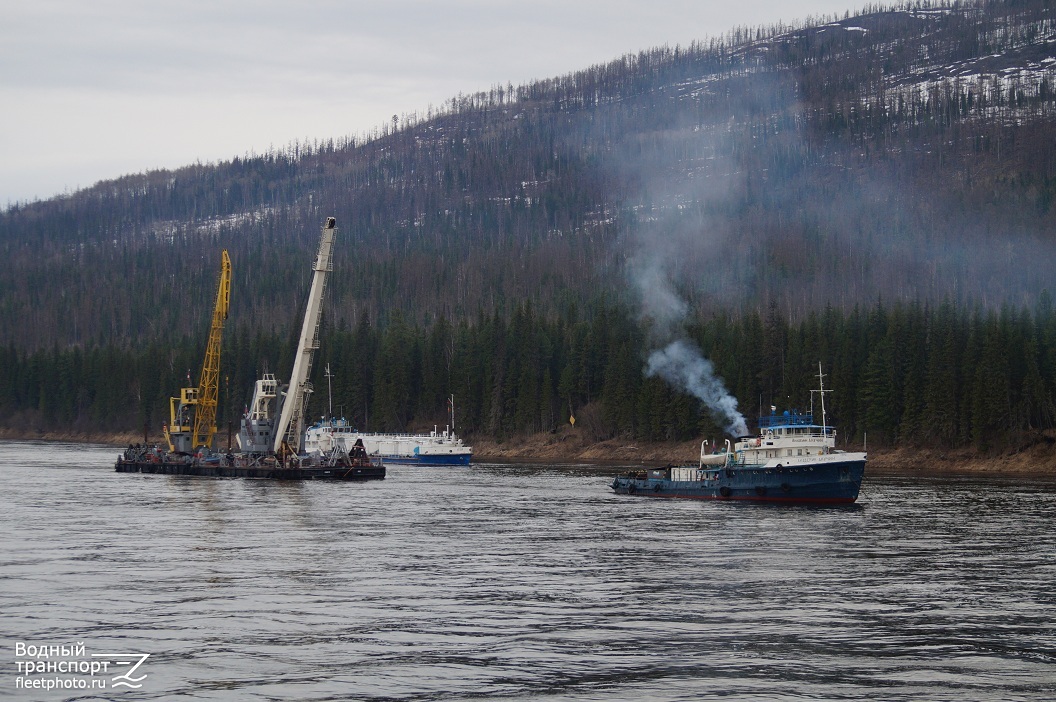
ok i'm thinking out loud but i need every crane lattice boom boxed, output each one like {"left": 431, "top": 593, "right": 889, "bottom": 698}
{"left": 164, "top": 250, "right": 231, "bottom": 453}
{"left": 192, "top": 250, "right": 232, "bottom": 449}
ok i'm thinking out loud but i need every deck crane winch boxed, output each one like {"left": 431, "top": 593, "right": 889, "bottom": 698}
{"left": 164, "top": 250, "right": 232, "bottom": 453}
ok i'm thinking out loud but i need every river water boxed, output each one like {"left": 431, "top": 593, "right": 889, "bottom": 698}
{"left": 2, "top": 440, "right": 1054, "bottom": 700}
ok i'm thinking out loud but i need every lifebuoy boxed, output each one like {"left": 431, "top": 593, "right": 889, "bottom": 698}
{"left": 628, "top": 484, "right": 637, "bottom": 494}
{"left": 719, "top": 486, "right": 732, "bottom": 498}
{"left": 653, "top": 483, "right": 661, "bottom": 492}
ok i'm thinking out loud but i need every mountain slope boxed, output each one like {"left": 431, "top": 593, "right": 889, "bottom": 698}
{"left": 2, "top": 0, "right": 1055, "bottom": 349}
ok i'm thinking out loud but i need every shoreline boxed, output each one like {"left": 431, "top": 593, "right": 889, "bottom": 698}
{"left": 3, "top": 426, "right": 1055, "bottom": 477}
{"left": 470, "top": 434, "right": 1056, "bottom": 478}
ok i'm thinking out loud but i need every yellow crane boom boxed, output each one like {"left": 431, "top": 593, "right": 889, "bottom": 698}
{"left": 192, "top": 250, "right": 231, "bottom": 449}
{"left": 164, "top": 250, "right": 231, "bottom": 453}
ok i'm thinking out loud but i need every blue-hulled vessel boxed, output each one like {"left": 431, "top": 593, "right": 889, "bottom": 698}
{"left": 303, "top": 393, "right": 471, "bottom": 466}
{"left": 611, "top": 366, "right": 866, "bottom": 504}
{"left": 303, "top": 420, "right": 472, "bottom": 466}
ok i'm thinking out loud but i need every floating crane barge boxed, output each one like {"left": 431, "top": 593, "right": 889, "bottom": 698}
{"left": 116, "top": 217, "right": 384, "bottom": 481}
{"left": 114, "top": 453, "right": 383, "bottom": 480}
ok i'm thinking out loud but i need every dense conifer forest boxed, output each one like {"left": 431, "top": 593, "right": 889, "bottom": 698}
{"left": 2, "top": 0, "right": 1056, "bottom": 450}
{"left": 3, "top": 297, "right": 1055, "bottom": 451}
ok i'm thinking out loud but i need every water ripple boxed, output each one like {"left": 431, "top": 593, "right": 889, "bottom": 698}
{"left": 2, "top": 444, "right": 1054, "bottom": 700}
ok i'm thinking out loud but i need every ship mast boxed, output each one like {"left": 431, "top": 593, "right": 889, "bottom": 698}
{"left": 811, "top": 362, "right": 830, "bottom": 445}
{"left": 273, "top": 217, "right": 336, "bottom": 456}
{"left": 324, "top": 363, "right": 334, "bottom": 419}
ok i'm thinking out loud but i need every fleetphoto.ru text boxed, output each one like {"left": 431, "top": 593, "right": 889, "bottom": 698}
{"left": 14, "top": 641, "right": 149, "bottom": 693}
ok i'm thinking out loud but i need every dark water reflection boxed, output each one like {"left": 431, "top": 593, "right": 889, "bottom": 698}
{"left": 2, "top": 441, "right": 1054, "bottom": 700}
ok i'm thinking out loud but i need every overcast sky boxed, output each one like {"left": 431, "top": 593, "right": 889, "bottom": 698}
{"left": 2, "top": 0, "right": 881, "bottom": 207}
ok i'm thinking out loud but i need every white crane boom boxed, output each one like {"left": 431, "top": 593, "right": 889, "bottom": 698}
{"left": 273, "top": 217, "right": 336, "bottom": 454}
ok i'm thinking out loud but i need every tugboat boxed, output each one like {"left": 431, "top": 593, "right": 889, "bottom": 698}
{"left": 611, "top": 365, "right": 866, "bottom": 504}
